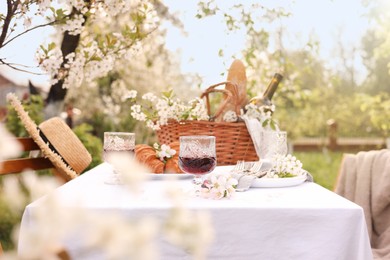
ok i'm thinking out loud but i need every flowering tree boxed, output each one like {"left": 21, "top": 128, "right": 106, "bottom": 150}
{"left": 63, "top": 29, "right": 199, "bottom": 140}
{"left": 0, "top": 0, "right": 178, "bottom": 117}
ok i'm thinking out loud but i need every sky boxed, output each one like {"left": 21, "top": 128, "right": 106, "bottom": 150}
{"left": 0, "top": 0, "right": 370, "bottom": 90}
{"left": 163, "top": 0, "right": 369, "bottom": 86}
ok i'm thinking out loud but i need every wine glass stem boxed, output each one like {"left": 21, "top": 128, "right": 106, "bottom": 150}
{"left": 193, "top": 175, "right": 204, "bottom": 193}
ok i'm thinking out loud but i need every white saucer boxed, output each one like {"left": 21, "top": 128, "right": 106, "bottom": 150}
{"left": 251, "top": 175, "right": 307, "bottom": 188}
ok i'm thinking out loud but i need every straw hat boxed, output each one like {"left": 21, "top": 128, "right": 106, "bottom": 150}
{"left": 7, "top": 93, "right": 92, "bottom": 181}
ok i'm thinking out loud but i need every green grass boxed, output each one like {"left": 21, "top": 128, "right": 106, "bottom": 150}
{"left": 293, "top": 151, "right": 344, "bottom": 190}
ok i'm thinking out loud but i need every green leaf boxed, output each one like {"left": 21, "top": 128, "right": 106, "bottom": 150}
{"left": 162, "top": 89, "right": 174, "bottom": 99}
{"left": 270, "top": 120, "right": 276, "bottom": 130}
{"left": 277, "top": 172, "right": 296, "bottom": 178}
{"left": 39, "top": 45, "right": 48, "bottom": 55}
{"left": 47, "top": 42, "right": 56, "bottom": 51}
{"left": 90, "top": 55, "right": 102, "bottom": 61}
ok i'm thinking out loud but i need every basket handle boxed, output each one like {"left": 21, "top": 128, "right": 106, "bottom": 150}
{"left": 200, "top": 81, "right": 237, "bottom": 121}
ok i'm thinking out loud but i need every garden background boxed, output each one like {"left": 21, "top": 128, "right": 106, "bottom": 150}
{"left": 1, "top": 0, "right": 390, "bottom": 251}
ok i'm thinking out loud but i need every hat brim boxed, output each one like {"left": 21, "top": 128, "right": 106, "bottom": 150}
{"left": 7, "top": 93, "right": 78, "bottom": 181}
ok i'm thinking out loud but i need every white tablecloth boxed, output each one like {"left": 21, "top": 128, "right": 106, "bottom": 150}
{"left": 18, "top": 163, "right": 373, "bottom": 260}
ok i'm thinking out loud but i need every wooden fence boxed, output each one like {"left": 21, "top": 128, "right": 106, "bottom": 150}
{"left": 291, "top": 119, "right": 388, "bottom": 152}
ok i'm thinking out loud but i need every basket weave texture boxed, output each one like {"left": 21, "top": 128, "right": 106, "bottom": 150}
{"left": 156, "top": 120, "right": 258, "bottom": 166}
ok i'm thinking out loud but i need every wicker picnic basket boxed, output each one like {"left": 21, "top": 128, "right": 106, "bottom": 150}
{"left": 156, "top": 82, "right": 259, "bottom": 165}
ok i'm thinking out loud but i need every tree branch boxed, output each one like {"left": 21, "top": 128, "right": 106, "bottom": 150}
{"left": 0, "top": 58, "right": 44, "bottom": 75}
{"left": 0, "top": 0, "right": 15, "bottom": 48}
{"left": 2, "top": 21, "right": 57, "bottom": 48}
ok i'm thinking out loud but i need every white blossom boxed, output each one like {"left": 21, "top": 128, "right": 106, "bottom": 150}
{"left": 0, "top": 148, "right": 217, "bottom": 259}
{"left": 60, "top": 14, "right": 85, "bottom": 35}
{"left": 266, "top": 154, "right": 304, "bottom": 178}
{"left": 142, "top": 93, "right": 158, "bottom": 102}
{"left": 69, "top": 0, "right": 86, "bottom": 11}
{"left": 23, "top": 16, "right": 32, "bottom": 28}
{"left": 223, "top": 110, "right": 238, "bottom": 122}
{"left": 85, "top": 214, "right": 158, "bottom": 260}
{"left": 36, "top": 0, "right": 51, "bottom": 15}
{"left": 2, "top": 176, "right": 28, "bottom": 212}
{"left": 131, "top": 105, "right": 147, "bottom": 121}
{"left": 164, "top": 208, "right": 214, "bottom": 259}
{"left": 36, "top": 46, "right": 64, "bottom": 85}
{"left": 244, "top": 103, "right": 277, "bottom": 129}
{"left": 154, "top": 143, "right": 176, "bottom": 162}
{"left": 129, "top": 91, "right": 210, "bottom": 130}
{"left": 200, "top": 173, "right": 238, "bottom": 199}
{"left": 125, "top": 90, "right": 138, "bottom": 100}
{"left": 0, "top": 123, "right": 21, "bottom": 163}
{"left": 110, "top": 155, "right": 149, "bottom": 193}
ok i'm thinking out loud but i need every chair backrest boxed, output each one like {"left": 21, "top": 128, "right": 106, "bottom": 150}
{"left": 0, "top": 137, "right": 54, "bottom": 175}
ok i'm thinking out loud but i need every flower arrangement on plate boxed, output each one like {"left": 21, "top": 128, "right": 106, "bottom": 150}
{"left": 265, "top": 154, "right": 304, "bottom": 178}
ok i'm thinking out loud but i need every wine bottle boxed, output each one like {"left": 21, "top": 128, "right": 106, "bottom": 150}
{"left": 249, "top": 73, "right": 283, "bottom": 106}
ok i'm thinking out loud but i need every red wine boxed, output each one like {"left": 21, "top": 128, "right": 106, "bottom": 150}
{"left": 178, "top": 156, "right": 217, "bottom": 175}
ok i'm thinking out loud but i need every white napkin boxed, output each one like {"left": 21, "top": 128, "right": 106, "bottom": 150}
{"left": 241, "top": 115, "right": 264, "bottom": 159}
{"left": 231, "top": 173, "right": 257, "bottom": 192}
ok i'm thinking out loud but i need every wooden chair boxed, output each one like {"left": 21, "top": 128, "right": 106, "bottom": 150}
{"left": 0, "top": 137, "right": 54, "bottom": 176}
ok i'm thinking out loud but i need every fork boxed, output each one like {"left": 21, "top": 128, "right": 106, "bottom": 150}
{"left": 249, "top": 161, "right": 263, "bottom": 173}
{"left": 231, "top": 160, "right": 264, "bottom": 177}
{"left": 232, "top": 160, "right": 245, "bottom": 172}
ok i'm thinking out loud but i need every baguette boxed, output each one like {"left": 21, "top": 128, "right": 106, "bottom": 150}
{"left": 216, "top": 59, "right": 247, "bottom": 121}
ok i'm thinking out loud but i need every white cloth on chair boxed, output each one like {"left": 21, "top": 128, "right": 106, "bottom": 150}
{"left": 335, "top": 149, "right": 390, "bottom": 260}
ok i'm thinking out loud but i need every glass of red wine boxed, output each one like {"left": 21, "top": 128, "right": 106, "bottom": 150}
{"left": 103, "top": 132, "right": 135, "bottom": 185}
{"left": 178, "top": 136, "right": 217, "bottom": 187}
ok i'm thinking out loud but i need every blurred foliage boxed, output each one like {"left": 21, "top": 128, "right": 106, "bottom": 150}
{"left": 359, "top": 92, "right": 390, "bottom": 138}
{"left": 194, "top": 1, "right": 390, "bottom": 141}
{"left": 60, "top": 1, "right": 386, "bottom": 143}
{"left": 6, "top": 95, "right": 44, "bottom": 137}
{"left": 361, "top": 1, "right": 390, "bottom": 95}
{"left": 0, "top": 197, "right": 20, "bottom": 251}
{"left": 293, "top": 151, "right": 343, "bottom": 191}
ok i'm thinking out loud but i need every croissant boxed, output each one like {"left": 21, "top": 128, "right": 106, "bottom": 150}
{"left": 165, "top": 154, "right": 183, "bottom": 173}
{"left": 165, "top": 141, "right": 183, "bottom": 173}
{"left": 135, "top": 144, "right": 164, "bottom": 173}
{"left": 169, "top": 141, "right": 180, "bottom": 153}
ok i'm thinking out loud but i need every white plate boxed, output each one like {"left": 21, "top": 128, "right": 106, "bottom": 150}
{"left": 147, "top": 173, "right": 193, "bottom": 180}
{"left": 251, "top": 174, "right": 307, "bottom": 188}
